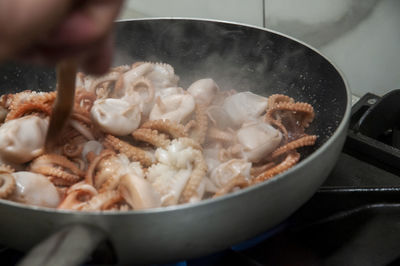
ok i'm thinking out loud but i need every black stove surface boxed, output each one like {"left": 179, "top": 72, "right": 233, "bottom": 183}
{"left": 207, "top": 153, "right": 400, "bottom": 266}
{"left": 3, "top": 92, "right": 400, "bottom": 266}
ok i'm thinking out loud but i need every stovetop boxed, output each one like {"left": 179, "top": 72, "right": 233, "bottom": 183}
{"left": 4, "top": 92, "right": 400, "bottom": 266}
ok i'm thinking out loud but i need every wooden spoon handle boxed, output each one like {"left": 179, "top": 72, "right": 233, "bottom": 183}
{"left": 45, "top": 60, "right": 77, "bottom": 149}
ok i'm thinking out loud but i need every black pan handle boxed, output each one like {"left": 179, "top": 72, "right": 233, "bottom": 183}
{"left": 17, "top": 224, "right": 110, "bottom": 266}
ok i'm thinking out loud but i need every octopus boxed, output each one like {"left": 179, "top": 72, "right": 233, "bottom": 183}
{"left": 5, "top": 91, "right": 56, "bottom": 122}
{"left": 0, "top": 61, "right": 317, "bottom": 211}
{"left": 29, "top": 154, "right": 84, "bottom": 186}
{"left": 91, "top": 98, "right": 141, "bottom": 136}
{"left": 8, "top": 171, "right": 60, "bottom": 208}
{"left": 0, "top": 165, "right": 15, "bottom": 199}
{"left": 0, "top": 115, "right": 48, "bottom": 164}
{"left": 147, "top": 138, "right": 207, "bottom": 205}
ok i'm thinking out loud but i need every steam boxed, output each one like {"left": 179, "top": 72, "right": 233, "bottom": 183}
{"left": 111, "top": 19, "right": 346, "bottom": 148}
{"left": 112, "top": 19, "right": 312, "bottom": 96}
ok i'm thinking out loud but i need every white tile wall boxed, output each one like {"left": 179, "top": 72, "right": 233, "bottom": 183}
{"left": 265, "top": 0, "right": 400, "bottom": 97}
{"left": 119, "top": 0, "right": 264, "bottom": 27}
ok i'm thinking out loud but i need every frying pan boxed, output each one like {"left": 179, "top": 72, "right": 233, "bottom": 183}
{"left": 0, "top": 18, "right": 351, "bottom": 265}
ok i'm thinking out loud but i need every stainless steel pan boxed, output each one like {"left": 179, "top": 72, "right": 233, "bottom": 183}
{"left": 0, "top": 18, "right": 351, "bottom": 265}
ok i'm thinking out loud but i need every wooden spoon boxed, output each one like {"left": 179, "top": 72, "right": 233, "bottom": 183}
{"left": 44, "top": 60, "right": 77, "bottom": 150}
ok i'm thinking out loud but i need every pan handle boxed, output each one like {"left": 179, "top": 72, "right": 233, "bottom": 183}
{"left": 17, "top": 224, "right": 112, "bottom": 266}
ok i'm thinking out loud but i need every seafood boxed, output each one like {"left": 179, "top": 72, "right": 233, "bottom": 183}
{"left": 115, "top": 62, "right": 179, "bottom": 95}
{"left": 91, "top": 98, "right": 141, "bottom": 136}
{"left": 187, "top": 78, "right": 220, "bottom": 106}
{"left": 119, "top": 164, "right": 161, "bottom": 209}
{"left": 222, "top": 92, "right": 269, "bottom": 127}
{"left": 147, "top": 138, "right": 207, "bottom": 206}
{"left": 121, "top": 77, "right": 155, "bottom": 116}
{"left": 210, "top": 159, "right": 251, "bottom": 189}
{"left": 236, "top": 121, "right": 282, "bottom": 162}
{"left": 0, "top": 62, "right": 317, "bottom": 211}
{"left": 9, "top": 171, "right": 60, "bottom": 208}
{"left": 29, "top": 154, "right": 84, "bottom": 186}
{"left": 0, "top": 115, "right": 48, "bottom": 164}
{"left": 0, "top": 165, "right": 15, "bottom": 199}
{"left": 149, "top": 94, "right": 195, "bottom": 123}
{"left": 58, "top": 182, "right": 98, "bottom": 210}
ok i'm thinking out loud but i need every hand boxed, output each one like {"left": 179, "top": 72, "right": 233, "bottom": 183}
{"left": 0, "top": 0, "right": 124, "bottom": 75}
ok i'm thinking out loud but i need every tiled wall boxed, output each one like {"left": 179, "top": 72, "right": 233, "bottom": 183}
{"left": 119, "top": 0, "right": 400, "bottom": 97}
{"left": 120, "top": 0, "right": 264, "bottom": 27}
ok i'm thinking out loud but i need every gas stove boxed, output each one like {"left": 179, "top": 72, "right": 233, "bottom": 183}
{"left": 3, "top": 92, "right": 400, "bottom": 265}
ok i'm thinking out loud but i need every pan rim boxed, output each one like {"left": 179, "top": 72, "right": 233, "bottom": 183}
{"left": 0, "top": 17, "right": 352, "bottom": 216}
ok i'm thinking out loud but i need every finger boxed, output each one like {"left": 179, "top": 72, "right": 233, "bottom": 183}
{"left": 81, "top": 34, "right": 113, "bottom": 75}
{"left": 44, "top": 0, "right": 123, "bottom": 47}
{"left": 18, "top": 34, "right": 113, "bottom": 74}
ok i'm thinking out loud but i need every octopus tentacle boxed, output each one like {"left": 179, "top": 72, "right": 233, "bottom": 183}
{"left": 47, "top": 176, "right": 77, "bottom": 187}
{"left": 80, "top": 190, "right": 123, "bottom": 211}
{"left": 56, "top": 187, "right": 68, "bottom": 199}
{"left": 5, "top": 101, "right": 52, "bottom": 121}
{"left": 97, "top": 174, "right": 121, "bottom": 193}
{"left": 70, "top": 108, "right": 103, "bottom": 140}
{"left": 30, "top": 154, "right": 84, "bottom": 177}
{"left": 96, "top": 157, "right": 126, "bottom": 192}
{"left": 85, "top": 149, "right": 115, "bottom": 185}
{"left": 63, "top": 142, "right": 84, "bottom": 158}
{"left": 207, "top": 127, "right": 235, "bottom": 143}
{"left": 72, "top": 158, "right": 86, "bottom": 172}
{"left": 265, "top": 101, "right": 314, "bottom": 141}
{"left": 179, "top": 150, "right": 207, "bottom": 203}
{"left": 218, "top": 144, "right": 242, "bottom": 162}
{"left": 266, "top": 117, "right": 288, "bottom": 140}
{"left": 0, "top": 93, "right": 12, "bottom": 109}
{"left": 271, "top": 135, "right": 317, "bottom": 159}
{"left": 71, "top": 109, "right": 92, "bottom": 125}
{"left": 95, "top": 87, "right": 110, "bottom": 99}
{"left": 0, "top": 174, "right": 16, "bottom": 198}
{"left": 69, "top": 120, "right": 95, "bottom": 140}
{"left": 75, "top": 90, "right": 96, "bottom": 111}
{"left": 58, "top": 182, "right": 98, "bottom": 210}
{"left": 177, "top": 137, "right": 203, "bottom": 151}
{"left": 250, "top": 162, "right": 275, "bottom": 177}
{"left": 39, "top": 91, "right": 57, "bottom": 105}
{"left": 111, "top": 65, "right": 131, "bottom": 73}
{"left": 266, "top": 102, "right": 315, "bottom": 129}
{"left": 132, "top": 128, "right": 171, "bottom": 148}
{"left": 6, "top": 91, "right": 56, "bottom": 121}
{"left": 8, "top": 90, "right": 33, "bottom": 111}
{"left": 188, "top": 104, "right": 208, "bottom": 144}
{"left": 103, "top": 135, "right": 153, "bottom": 167}
{"left": 141, "top": 119, "right": 187, "bottom": 139}
{"left": 130, "top": 61, "right": 145, "bottom": 69}
{"left": 58, "top": 127, "right": 82, "bottom": 146}
{"left": 184, "top": 120, "right": 196, "bottom": 133}
{"left": 88, "top": 71, "right": 122, "bottom": 93}
{"left": 0, "top": 164, "right": 15, "bottom": 174}
{"left": 267, "top": 94, "right": 294, "bottom": 108}
{"left": 252, "top": 151, "right": 300, "bottom": 184}
{"left": 129, "top": 77, "right": 155, "bottom": 103}
{"left": 32, "top": 166, "right": 81, "bottom": 183}
{"left": 212, "top": 175, "right": 249, "bottom": 198}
